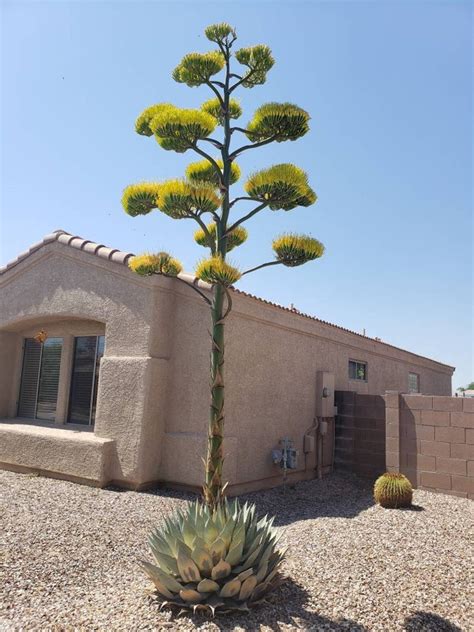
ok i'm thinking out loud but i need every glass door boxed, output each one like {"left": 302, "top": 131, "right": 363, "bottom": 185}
{"left": 68, "top": 335, "right": 105, "bottom": 425}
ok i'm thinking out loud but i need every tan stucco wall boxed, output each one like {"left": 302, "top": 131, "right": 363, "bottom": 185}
{"left": 0, "top": 243, "right": 175, "bottom": 487}
{"left": 160, "top": 281, "right": 452, "bottom": 492}
{"left": 0, "top": 240, "right": 454, "bottom": 491}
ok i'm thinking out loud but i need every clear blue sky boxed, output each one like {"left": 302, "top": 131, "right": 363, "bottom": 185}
{"left": 1, "top": 1, "right": 472, "bottom": 389}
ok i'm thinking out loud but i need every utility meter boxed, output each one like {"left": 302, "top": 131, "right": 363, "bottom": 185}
{"left": 272, "top": 438, "right": 298, "bottom": 470}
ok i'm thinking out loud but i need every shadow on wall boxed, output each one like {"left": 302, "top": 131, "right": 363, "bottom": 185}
{"left": 241, "top": 471, "right": 374, "bottom": 525}
{"left": 404, "top": 611, "right": 463, "bottom": 631}
{"left": 166, "top": 577, "right": 368, "bottom": 631}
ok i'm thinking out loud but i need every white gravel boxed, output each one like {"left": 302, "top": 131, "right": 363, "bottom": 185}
{"left": 1, "top": 469, "right": 473, "bottom": 631}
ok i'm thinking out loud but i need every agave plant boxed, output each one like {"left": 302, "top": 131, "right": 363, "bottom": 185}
{"left": 141, "top": 499, "right": 284, "bottom": 615}
{"left": 124, "top": 21, "right": 326, "bottom": 615}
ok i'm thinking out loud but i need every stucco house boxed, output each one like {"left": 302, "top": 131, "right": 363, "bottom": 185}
{"left": 0, "top": 230, "right": 455, "bottom": 492}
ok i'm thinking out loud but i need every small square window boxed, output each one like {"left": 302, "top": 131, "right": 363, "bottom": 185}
{"left": 349, "top": 360, "right": 367, "bottom": 381}
{"left": 408, "top": 372, "right": 420, "bottom": 393}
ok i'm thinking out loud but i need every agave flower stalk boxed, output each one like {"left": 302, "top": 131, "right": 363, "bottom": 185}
{"left": 123, "top": 23, "right": 325, "bottom": 512}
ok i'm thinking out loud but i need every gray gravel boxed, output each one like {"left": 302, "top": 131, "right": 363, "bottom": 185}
{"left": 1, "top": 470, "right": 473, "bottom": 631}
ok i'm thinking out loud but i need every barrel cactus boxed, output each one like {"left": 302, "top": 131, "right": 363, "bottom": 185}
{"left": 141, "top": 499, "right": 284, "bottom": 615}
{"left": 374, "top": 472, "right": 413, "bottom": 508}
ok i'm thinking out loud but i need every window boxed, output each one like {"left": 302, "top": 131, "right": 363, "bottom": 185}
{"left": 68, "top": 336, "right": 105, "bottom": 425}
{"left": 408, "top": 372, "right": 420, "bottom": 393}
{"left": 18, "top": 338, "right": 63, "bottom": 421}
{"left": 349, "top": 359, "right": 367, "bottom": 381}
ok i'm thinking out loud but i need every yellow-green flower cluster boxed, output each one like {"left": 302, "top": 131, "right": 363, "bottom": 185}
{"left": 135, "top": 103, "right": 174, "bottom": 137}
{"left": 129, "top": 252, "right": 183, "bottom": 277}
{"left": 135, "top": 104, "right": 218, "bottom": 152}
{"left": 204, "top": 23, "right": 236, "bottom": 45}
{"left": 122, "top": 182, "right": 161, "bottom": 217}
{"left": 186, "top": 159, "right": 241, "bottom": 187}
{"left": 201, "top": 97, "right": 242, "bottom": 125}
{"left": 272, "top": 234, "right": 324, "bottom": 267}
{"left": 245, "top": 164, "right": 316, "bottom": 211}
{"left": 194, "top": 222, "right": 247, "bottom": 252}
{"left": 159, "top": 180, "right": 221, "bottom": 219}
{"left": 151, "top": 106, "right": 217, "bottom": 153}
{"left": 195, "top": 256, "right": 241, "bottom": 285}
{"left": 246, "top": 103, "right": 310, "bottom": 142}
{"left": 173, "top": 51, "right": 225, "bottom": 87}
{"left": 235, "top": 45, "right": 274, "bottom": 87}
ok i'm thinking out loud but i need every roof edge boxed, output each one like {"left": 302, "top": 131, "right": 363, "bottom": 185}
{"left": 0, "top": 229, "right": 455, "bottom": 372}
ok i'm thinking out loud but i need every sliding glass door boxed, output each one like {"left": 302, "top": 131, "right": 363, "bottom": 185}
{"left": 68, "top": 335, "right": 105, "bottom": 425}
{"left": 17, "top": 338, "right": 63, "bottom": 421}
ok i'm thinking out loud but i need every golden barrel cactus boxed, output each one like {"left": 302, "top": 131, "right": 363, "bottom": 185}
{"left": 141, "top": 499, "right": 284, "bottom": 615}
{"left": 374, "top": 472, "right": 413, "bottom": 508}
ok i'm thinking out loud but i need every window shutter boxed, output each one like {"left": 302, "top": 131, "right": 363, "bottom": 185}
{"left": 18, "top": 339, "right": 42, "bottom": 418}
{"left": 36, "top": 338, "right": 63, "bottom": 421}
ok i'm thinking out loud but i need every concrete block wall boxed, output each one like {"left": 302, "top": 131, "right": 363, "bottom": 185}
{"left": 385, "top": 393, "right": 474, "bottom": 499}
{"left": 334, "top": 391, "right": 386, "bottom": 478}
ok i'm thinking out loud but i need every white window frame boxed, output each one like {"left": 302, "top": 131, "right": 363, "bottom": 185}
{"left": 349, "top": 359, "right": 368, "bottom": 382}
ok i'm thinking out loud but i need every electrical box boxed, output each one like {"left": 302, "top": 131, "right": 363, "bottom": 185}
{"left": 315, "top": 371, "right": 336, "bottom": 417}
{"left": 304, "top": 434, "right": 315, "bottom": 453}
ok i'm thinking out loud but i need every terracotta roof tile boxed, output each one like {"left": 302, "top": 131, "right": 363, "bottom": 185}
{"left": 0, "top": 229, "right": 134, "bottom": 276}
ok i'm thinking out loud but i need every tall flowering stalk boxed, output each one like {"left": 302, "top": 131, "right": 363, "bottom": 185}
{"left": 123, "top": 23, "right": 324, "bottom": 510}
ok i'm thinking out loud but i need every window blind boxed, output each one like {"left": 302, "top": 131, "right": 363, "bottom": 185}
{"left": 17, "top": 339, "right": 42, "bottom": 418}
{"left": 36, "top": 339, "right": 63, "bottom": 420}
{"left": 17, "top": 338, "right": 63, "bottom": 420}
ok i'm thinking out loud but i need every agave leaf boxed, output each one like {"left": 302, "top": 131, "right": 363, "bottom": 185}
{"left": 213, "top": 505, "right": 225, "bottom": 532}
{"left": 231, "top": 522, "right": 246, "bottom": 546}
{"left": 207, "top": 594, "right": 225, "bottom": 616}
{"left": 211, "top": 559, "right": 232, "bottom": 580}
{"left": 191, "top": 544, "right": 213, "bottom": 576}
{"left": 197, "top": 578, "right": 220, "bottom": 593}
{"left": 141, "top": 568, "right": 174, "bottom": 600}
{"left": 225, "top": 536, "right": 245, "bottom": 567}
{"left": 141, "top": 560, "right": 183, "bottom": 594}
{"left": 193, "top": 535, "right": 209, "bottom": 552}
{"left": 218, "top": 516, "right": 236, "bottom": 548}
{"left": 160, "top": 599, "right": 186, "bottom": 610}
{"left": 219, "top": 578, "right": 241, "bottom": 598}
{"left": 256, "top": 560, "right": 269, "bottom": 583}
{"left": 193, "top": 603, "right": 211, "bottom": 615}
{"left": 204, "top": 517, "right": 219, "bottom": 544}
{"left": 182, "top": 520, "right": 197, "bottom": 549}
{"left": 249, "top": 580, "right": 271, "bottom": 603}
{"left": 236, "top": 568, "right": 254, "bottom": 582}
{"left": 259, "top": 542, "right": 274, "bottom": 567}
{"left": 244, "top": 524, "right": 257, "bottom": 549}
{"left": 150, "top": 547, "right": 179, "bottom": 575}
{"left": 179, "top": 588, "right": 205, "bottom": 603}
{"left": 265, "top": 567, "right": 280, "bottom": 584}
{"left": 209, "top": 537, "right": 227, "bottom": 564}
{"left": 267, "top": 550, "right": 285, "bottom": 572}
{"left": 239, "top": 542, "right": 264, "bottom": 571}
{"left": 149, "top": 532, "right": 174, "bottom": 557}
{"left": 239, "top": 575, "right": 258, "bottom": 601}
{"left": 177, "top": 544, "right": 202, "bottom": 583}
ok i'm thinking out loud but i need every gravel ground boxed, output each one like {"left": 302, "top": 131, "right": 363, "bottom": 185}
{"left": 1, "top": 470, "right": 473, "bottom": 632}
